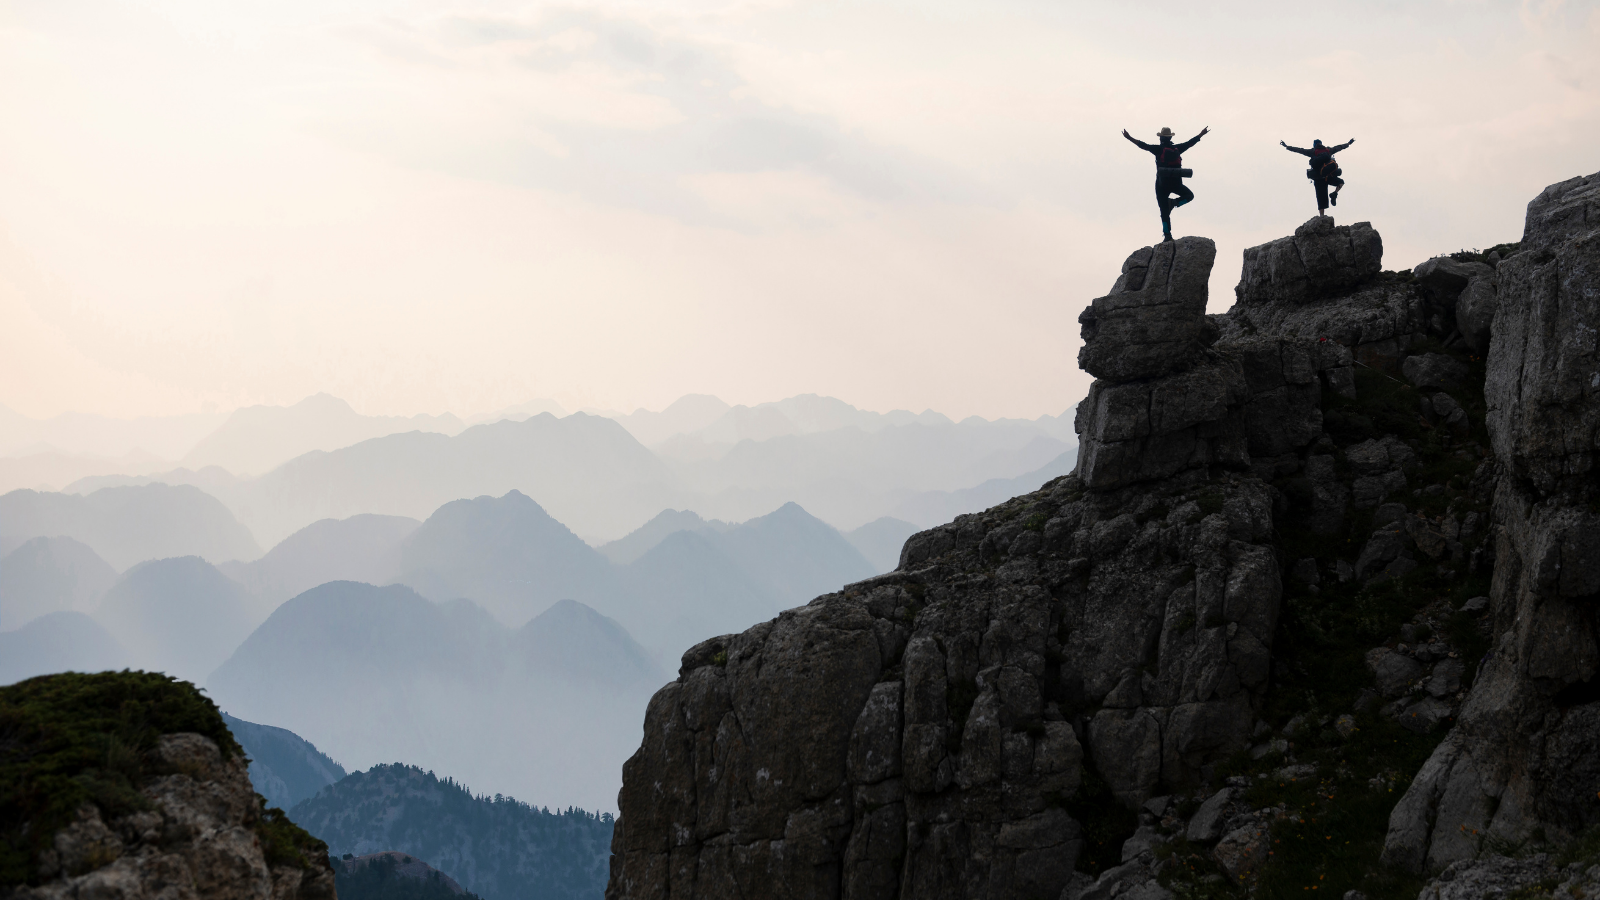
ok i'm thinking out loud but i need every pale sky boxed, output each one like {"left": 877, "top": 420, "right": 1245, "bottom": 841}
{"left": 2, "top": 0, "right": 1597, "bottom": 422}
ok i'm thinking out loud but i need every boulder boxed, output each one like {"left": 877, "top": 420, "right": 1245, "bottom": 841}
{"left": 1185, "top": 787, "right": 1236, "bottom": 843}
{"left": 1213, "top": 821, "right": 1270, "bottom": 883}
{"left": 1235, "top": 216, "right": 1383, "bottom": 306}
{"left": 1412, "top": 256, "right": 1492, "bottom": 306}
{"left": 1078, "top": 239, "right": 1220, "bottom": 383}
{"left": 1455, "top": 275, "right": 1498, "bottom": 352}
{"left": 1365, "top": 647, "right": 1424, "bottom": 697}
{"left": 1402, "top": 352, "right": 1469, "bottom": 391}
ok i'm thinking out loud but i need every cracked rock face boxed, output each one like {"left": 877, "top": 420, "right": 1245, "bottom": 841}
{"left": 1077, "top": 238, "right": 1220, "bottom": 384}
{"left": 607, "top": 471, "right": 1288, "bottom": 900}
{"left": 1383, "top": 170, "right": 1600, "bottom": 874}
{"left": 607, "top": 225, "right": 1395, "bottom": 900}
{"left": 12, "top": 734, "right": 336, "bottom": 900}
{"left": 1234, "top": 216, "right": 1383, "bottom": 308}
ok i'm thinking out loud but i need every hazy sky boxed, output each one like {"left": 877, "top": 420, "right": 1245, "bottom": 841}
{"left": 2, "top": 0, "right": 1597, "bottom": 422}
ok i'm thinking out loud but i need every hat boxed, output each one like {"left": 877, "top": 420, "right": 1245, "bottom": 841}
{"left": 1157, "top": 127, "right": 1175, "bottom": 138}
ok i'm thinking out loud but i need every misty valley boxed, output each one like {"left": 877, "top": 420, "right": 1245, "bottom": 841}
{"left": 0, "top": 392, "right": 1077, "bottom": 900}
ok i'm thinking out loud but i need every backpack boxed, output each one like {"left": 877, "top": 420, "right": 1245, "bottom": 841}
{"left": 1157, "top": 145, "right": 1183, "bottom": 167}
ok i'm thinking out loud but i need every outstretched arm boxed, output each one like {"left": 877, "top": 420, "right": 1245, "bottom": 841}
{"left": 1331, "top": 138, "right": 1355, "bottom": 153}
{"left": 1280, "top": 141, "right": 1313, "bottom": 156}
{"left": 1122, "top": 130, "right": 1155, "bottom": 152}
{"left": 1174, "top": 126, "right": 1210, "bottom": 152}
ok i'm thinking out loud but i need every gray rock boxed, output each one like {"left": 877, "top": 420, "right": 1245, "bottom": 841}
{"left": 1403, "top": 352, "right": 1470, "bottom": 391}
{"left": 1429, "top": 392, "right": 1468, "bottom": 434}
{"left": 1455, "top": 274, "right": 1498, "bottom": 352}
{"left": 16, "top": 732, "right": 336, "bottom": 900}
{"left": 1235, "top": 216, "right": 1383, "bottom": 306}
{"left": 1459, "top": 595, "right": 1489, "bottom": 614}
{"left": 1355, "top": 525, "right": 1409, "bottom": 581}
{"left": 1427, "top": 659, "right": 1465, "bottom": 698}
{"left": 1418, "top": 854, "right": 1600, "bottom": 900}
{"left": 1213, "top": 820, "right": 1271, "bottom": 883}
{"left": 1185, "top": 787, "right": 1236, "bottom": 843}
{"left": 1412, "top": 256, "right": 1492, "bottom": 308}
{"left": 1397, "top": 696, "right": 1454, "bottom": 734}
{"left": 1305, "top": 455, "right": 1349, "bottom": 534}
{"left": 1291, "top": 558, "right": 1320, "bottom": 584}
{"left": 611, "top": 467, "right": 1283, "bottom": 897}
{"left": 1365, "top": 647, "right": 1424, "bottom": 697}
{"left": 1351, "top": 470, "right": 1407, "bottom": 508}
{"left": 1372, "top": 502, "right": 1408, "bottom": 528}
{"left": 1485, "top": 171, "right": 1600, "bottom": 491}
{"left": 1079, "top": 239, "right": 1219, "bottom": 383}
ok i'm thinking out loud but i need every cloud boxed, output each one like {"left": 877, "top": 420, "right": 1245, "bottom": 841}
{"left": 317, "top": 8, "right": 984, "bottom": 228}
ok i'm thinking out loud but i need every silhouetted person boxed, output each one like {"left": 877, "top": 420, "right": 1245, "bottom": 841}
{"left": 1282, "top": 138, "right": 1355, "bottom": 214}
{"left": 1123, "top": 125, "right": 1209, "bottom": 242}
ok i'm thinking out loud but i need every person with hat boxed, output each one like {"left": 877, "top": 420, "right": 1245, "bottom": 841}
{"left": 1122, "top": 125, "right": 1209, "bottom": 242}
{"left": 1281, "top": 138, "right": 1355, "bottom": 214}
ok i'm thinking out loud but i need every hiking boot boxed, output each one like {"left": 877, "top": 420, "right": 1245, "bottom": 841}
{"left": 1162, "top": 233, "right": 1174, "bottom": 243}
{"left": 1330, "top": 191, "right": 1339, "bottom": 207}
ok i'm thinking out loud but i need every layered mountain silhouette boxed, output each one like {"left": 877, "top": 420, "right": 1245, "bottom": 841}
{"left": 395, "top": 492, "right": 618, "bottom": 627}
{"left": 656, "top": 417, "right": 1073, "bottom": 528}
{"left": 222, "top": 712, "right": 348, "bottom": 810}
{"left": 0, "top": 536, "right": 117, "bottom": 630}
{"left": 220, "top": 513, "right": 420, "bottom": 613}
{"left": 0, "top": 403, "right": 223, "bottom": 460}
{"left": 210, "top": 413, "right": 676, "bottom": 547}
{"left": 181, "top": 393, "right": 465, "bottom": 477}
{"left": 291, "top": 764, "right": 611, "bottom": 900}
{"left": 96, "top": 556, "right": 257, "bottom": 683}
{"left": 0, "top": 483, "right": 260, "bottom": 570}
{"left": 0, "top": 611, "right": 128, "bottom": 685}
{"left": 888, "top": 446, "right": 1078, "bottom": 526}
{"left": 208, "top": 581, "right": 663, "bottom": 811}
{"left": 597, "top": 501, "right": 876, "bottom": 658}
{"left": 843, "top": 516, "right": 921, "bottom": 573}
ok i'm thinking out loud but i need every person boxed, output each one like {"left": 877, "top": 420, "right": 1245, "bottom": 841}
{"left": 1282, "top": 138, "right": 1355, "bottom": 214}
{"left": 1123, "top": 125, "right": 1209, "bottom": 242}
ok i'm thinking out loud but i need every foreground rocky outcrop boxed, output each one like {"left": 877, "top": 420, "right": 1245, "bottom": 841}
{"left": 1383, "top": 171, "right": 1600, "bottom": 875}
{"left": 0, "top": 672, "right": 334, "bottom": 900}
{"left": 607, "top": 172, "right": 1600, "bottom": 900}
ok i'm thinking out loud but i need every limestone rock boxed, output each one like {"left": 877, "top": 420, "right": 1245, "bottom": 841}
{"left": 1078, "top": 239, "right": 1219, "bottom": 383}
{"left": 1454, "top": 275, "right": 1498, "bottom": 352}
{"left": 1185, "top": 787, "right": 1236, "bottom": 843}
{"left": 12, "top": 733, "right": 335, "bottom": 900}
{"left": 1403, "top": 352, "right": 1469, "bottom": 392}
{"left": 1412, "top": 257, "right": 1492, "bottom": 316}
{"left": 1365, "top": 647, "right": 1424, "bottom": 698}
{"left": 1419, "top": 854, "right": 1600, "bottom": 900}
{"left": 1213, "top": 820, "right": 1270, "bottom": 883}
{"left": 1383, "top": 173, "right": 1600, "bottom": 874}
{"left": 1235, "top": 216, "right": 1383, "bottom": 307}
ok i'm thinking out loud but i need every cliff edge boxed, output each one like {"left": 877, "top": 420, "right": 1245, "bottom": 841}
{"left": 606, "top": 171, "right": 1600, "bottom": 899}
{"left": 0, "top": 671, "right": 336, "bottom": 900}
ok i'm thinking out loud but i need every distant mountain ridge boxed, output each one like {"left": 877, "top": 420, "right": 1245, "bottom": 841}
{"left": 207, "top": 581, "right": 664, "bottom": 811}
{"left": 96, "top": 556, "right": 257, "bottom": 684}
{"left": 292, "top": 764, "right": 611, "bottom": 900}
{"left": 43, "top": 393, "right": 1077, "bottom": 546}
{"left": 0, "top": 536, "right": 117, "bottom": 630}
{"left": 181, "top": 393, "right": 465, "bottom": 477}
{"left": 0, "top": 612, "right": 128, "bottom": 686}
{"left": 0, "top": 483, "right": 260, "bottom": 570}
{"left": 223, "top": 712, "right": 347, "bottom": 810}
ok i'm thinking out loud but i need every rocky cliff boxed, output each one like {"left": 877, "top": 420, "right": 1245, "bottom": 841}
{"left": 0, "top": 672, "right": 335, "bottom": 900}
{"left": 1381, "top": 171, "right": 1600, "bottom": 874}
{"left": 606, "top": 172, "right": 1600, "bottom": 900}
